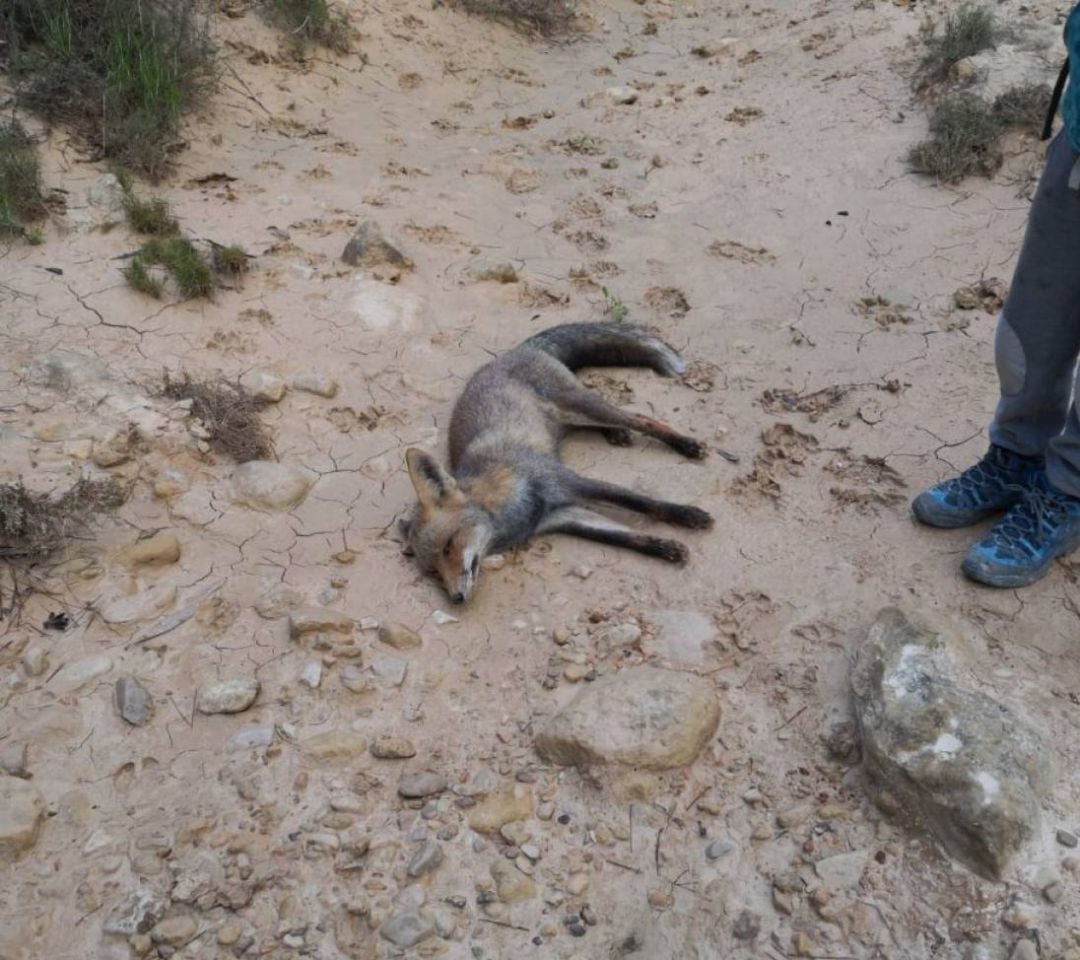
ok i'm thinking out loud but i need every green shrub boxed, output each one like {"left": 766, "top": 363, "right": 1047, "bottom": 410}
{"left": 0, "top": 122, "right": 47, "bottom": 237}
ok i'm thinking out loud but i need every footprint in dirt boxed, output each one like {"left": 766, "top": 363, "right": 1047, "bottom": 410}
{"left": 708, "top": 240, "right": 776, "bottom": 265}
{"left": 731, "top": 423, "right": 820, "bottom": 503}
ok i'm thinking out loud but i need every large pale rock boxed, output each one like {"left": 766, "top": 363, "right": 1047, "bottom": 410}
{"left": 198, "top": 678, "right": 259, "bottom": 715}
{"left": 0, "top": 777, "right": 45, "bottom": 859}
{"left": 852, "top": 608, "right": 1053, "bottom": 880}
{"left": 231, "top": 462, "right": 314, "bottom": 510}
{"left": 534, "top": 666, "right": 720, "bottom": 769}
{"left": 96, "top": 584, "right": 177, "bottom": 625}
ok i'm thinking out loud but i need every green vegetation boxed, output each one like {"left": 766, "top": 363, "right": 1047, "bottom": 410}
{"left": 267, "top": 0, "right": 351, "bottom": 54}
{"left": 124, "top": 194, "right": 179, "bottom": 236}
{"left": 125, "top": 237, "right": 215, "bottom": 299}
{"left": 919, "top": 5, "right": 998, "bottom": 85}
{"left": 602, "top": 286, "right": 629, "bottom": 323}
{"left": 992, "top": 82, "right": 1052, "bottom": 135}
{"left": 122, "top": 256, "right": 165, "bottom": 298}
{"left": 5, "top": 0, "right": 215, "bottom": 179}
{"left": 0, "top": 122, "right": 47, "bottom": 238}
{"left": 211, "top": 243, "right": 250, "bottom": 278}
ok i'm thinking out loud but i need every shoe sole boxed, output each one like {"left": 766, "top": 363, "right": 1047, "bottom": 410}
{"left": 911, "top": 494, "right": 1009, "bottom": 530}
{"left": 961, "top": 527, "right": 1080, "bottom": 588}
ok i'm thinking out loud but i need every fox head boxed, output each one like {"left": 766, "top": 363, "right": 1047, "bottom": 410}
{"left": 401, "top": 448, "right": 493, "bottom": 604}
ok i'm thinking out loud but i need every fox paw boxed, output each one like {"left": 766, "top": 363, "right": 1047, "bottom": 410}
{"left": 602, "top": 428, "right": 634, "bottom": 447}
{"left": 670, "top": 435, "right": 707, "bottom": 460}
{"left": 666, "top": 505, "right": 714, "bottom": 529}
{"left": 649, "top": 538, "right": 689, "bottom": 565}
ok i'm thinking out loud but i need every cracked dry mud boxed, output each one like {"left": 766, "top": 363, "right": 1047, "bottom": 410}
{"left": 3, "top": 2, "right": 1080, "bottom": 959}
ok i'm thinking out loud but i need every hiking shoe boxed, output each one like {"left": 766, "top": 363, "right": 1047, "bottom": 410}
{"left": 911, "top": 445, "right": 1042, "bottom": 529}
{"left": 962, "top": 471, "right": 1080, "bottom": 587}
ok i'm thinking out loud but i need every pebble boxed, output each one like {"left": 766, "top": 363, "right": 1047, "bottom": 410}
{"left": 1003, "top": 906, "right": 1035, "bottom": 931}
{"left": 302, "top": 730, "right": 367, "bottom": 759}
{"left": 432, "top": 610, "right": 459, "bottom": 626}
{"left": 371, "top": 737, "right": 417, "bottom": 759}
{"left": 115, "top": 534, "right": 181, "bottom": 568}
{"left": 96, "top": 584, "right": 177, "bottom": 625}
{"left": 0, "top": 777, "right": 45, "bottom": 857}
{"left": 571, "top": 564, "right": 593, "bottom": 580}
{"left": 1057, "top": 830, "right": 1078, "bottom": 849}
{"left": 1011, "top": 940, "right": 1038, "bottom": 960}
{"left": 792, "top": 931, "right": 814, "bottom": 956}
{"left": 21, "top": 647, "right": 47, "bottom": 677}
{"left": 647, "top": 888, "right": 673, "bottom": 909}
{"left": 521, "top": 843, "right": 541, "bottom": 861}
{"left": 231, "top": 461, "right": 314, "bottom": 509}
{"left": 0, "top": 743, "right": 29, "bottom": 778}
{"left": 1044, "top": 881, "right": 1064, "bottom": 904}
{"left": 467, "top": 788, "right": 534, "bottom": 833}
{"left": 777, "top": 803, "right": 813, "bottom": 829}
{"left": 732, "top": 909, "right": 761, "bottom": 941}
{"left": 379, "top": 622, "right": 422, "bottom": 649}
{"left": 566, "top": 873, "right": 589, "bottom": 896}
{"left": 290, "top": 371, "right": 339, "bottom": 398}
{"left": 61, "top": 654, "right": 114, "bottom": 688}
{"left": 151, "top": 916, "right": 198, "bottom": 945}
{"left": 217, "top": 922, "right": 243, "bottom": 946}
{"left": 399, "top": 771, "right": 447, "bottom": 799}
{"left": 340, "top": 664, "right": 370, "bottom": 693}
{"left": 380, "top": 911, "right": 435, "bottom": 949}
{"left": 240, "top": 369, "right": 286, "bottom": 403}
{"left": 491, "top": 860, "right": 537, "bottom": 903}
{"left": 407, "top": 841, "right": 444, "bottom": 878}
{"left": 227, "top": 725, "right": 275, "bottom": 751}
{"left": 371, "top": 655, "right": 408, "bottom": 686}
{"left": 299, "top": 660, "right": 323, "bottom": 688}
{"left": 536, "top": 802, "right": 555, "bottom": 821}
{"left": 288, "top": 606, "right": 354, "bottom": 637}
{"left": 104, "top": 891, "right": 168, "bottom": 936}
{"left": 705, "top": 839, "right": 735, "bottom": 861}
{"left": 564, "top": 663, "right": 591, "bottom": 682}
{"left": 115, "top": 677, "right": 153, "bottom": 726}
{"left": 197, "top": 678, "right": 259, "bottom": 714}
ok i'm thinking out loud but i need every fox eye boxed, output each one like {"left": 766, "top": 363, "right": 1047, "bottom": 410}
{"left": 442, "top": 541, "right": 453, "bottom": 558}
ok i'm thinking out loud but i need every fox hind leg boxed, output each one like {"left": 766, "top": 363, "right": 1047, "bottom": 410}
{"left": 538, "top": 506, "right": 689, "bottom": 564}
{"left": 570, "top": 475, "right": 713, "bottom": 529}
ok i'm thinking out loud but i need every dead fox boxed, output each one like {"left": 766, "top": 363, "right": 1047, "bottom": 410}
{"left": 401, "top": 322, "right": 713, "bottom": 603}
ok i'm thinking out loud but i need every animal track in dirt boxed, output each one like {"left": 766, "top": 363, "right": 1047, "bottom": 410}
{"left": 826, "top": 454, "right": 907, "bottom": 512}
{"left": 326, "top": 405, "right": 398, "bottom": 433}
{"left": 644, "top": 286, "right": 689, "bottom": 319}
{"left": 682, "top": 361, "right": 720, "bottom": 393}
{"left": 712, "top": 590, "right": 781, "bottom": 652}
{"left": 707, "top": 240, "right": 776, "bottom": 265}
{"left": 855, "top": 295, "right": 914, "bottom": 328}
{"left": 731, "top": 423, "right": 820, "bottom": 503}
{"left": 760, "top": 380, "right": 903, "bottom": 422}
{"left": 580, "top": 372, "right": 634, "bottom": 405}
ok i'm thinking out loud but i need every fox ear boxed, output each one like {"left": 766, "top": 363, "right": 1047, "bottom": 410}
{"left": 405, "top": 448, "right": 458, "bottom": 509}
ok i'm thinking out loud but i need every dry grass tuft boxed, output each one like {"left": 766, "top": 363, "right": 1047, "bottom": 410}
{"left": 448, "top": 0, "right": 579, "bottom": 34}
{"left": 162, "top": 374, "right": 274, "bottom": 462}
{"left": 0, "top": 478, "right": 126, "bottom": 561}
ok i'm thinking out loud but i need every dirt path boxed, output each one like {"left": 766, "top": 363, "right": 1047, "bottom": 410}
{"left": 2, "top": 1, "right": 1080, "bottom": 958}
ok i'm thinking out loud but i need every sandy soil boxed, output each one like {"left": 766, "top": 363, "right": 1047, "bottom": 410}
{"left": 3, "top": 1, "right": 1080, "bottom": 958}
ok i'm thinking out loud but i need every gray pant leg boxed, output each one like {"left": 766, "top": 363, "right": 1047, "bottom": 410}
{"left": 989, "top": 131, "right": 1080, "bottom": 497}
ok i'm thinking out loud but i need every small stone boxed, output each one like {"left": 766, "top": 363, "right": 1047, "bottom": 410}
{"left": 371, "top": 737, "right": 417, "bottom": 759}
{"left": 91, "top": 428, "right": 131, "bottom": 467}
{"left": 21, "top": 647, "right": 47, "bottom": 677}
{"left": 371, "top": 655, "right": 408, "bottom": 686}
{"left": 197, "top": 678, "right": 259, "bottom": 715}
{"left": 378, "top": 622, "right": 422, "bottom": 649}
{"left": 240, "top": 369, "right": 286, "bottom": 402}
{"left": 564, "top": 663, "right": 590, "bottom": 682}
{"left": 115, "top": 534, "right": 181, "bottom": 568}
{"left": 88, "top": 173, "right": 126, "bottom": 211}
{"left": 814, "top": 850, "right": 870, "bottom": 891}
{"left": 104, "top": 891, "right": 168, "bottom": 936}
{"left": 951, "top": 57, "right": 979, "bottom": 84}
{"left": 153, "top": 469, "right": 190, "bottom": 499}
{"left": 1057, "top": 830, "right": 1078, "bottom": 848}
{"left": 227, "top": 725, "right": 275, "bottom": 751}
{"left": 0, "top": 743, "right": 29, "bottom": 778}
{"left": 1010, "top": 940, "right": 1038, "bottom": 960}
{"left": 732, "top": 909, "right": 761, "bottom": 941}
{"left": 129, "top": 933, "right": 152, "bottom": 956}
{"left": 231, "top": 461, "right": 314, "bottom": 510}
{"left": 705, "top": 839, "right": 735, "bottom": 861}
{"left": 299, "top": 660, "right": 322, "bottom": 689}
{"left": 647, "top": 888, "right": 673, "bottom": 909}
{"left": 491, "top": 860, "right": 537, "bottom": 903}
{"left": 380, "top": 911, "right": 434, "bottom": 949}
{"left": 151, "top": 916, "right": 197, "bottom": 945}
{"left": 566, "top": 873, "right": 589, "bottom": 896}
{"left": 407, "top": 841, "right": 444, "bottom": 878}
{"left": 468, "top": 788, "right": 533, "bottom": 834}
{"left": 432, "top": 610, "right": 459, "bottom": 626}
{"left": 0, "top": 778, "right": 45, "bottom": 859}
{"left": 570, "top": 564, "right": 593, "bottom": 580}
{"left": 520, "top": 843, "right": 540, "bottom": 861}
{"left": 1044, "top": 881, "right": 1064, "bottom": 904}
{"left": 773, "top": 888, "right": 795, "bottom": 915}
{"left": 289, "top": 607, "right": 354, "bottom": 638}
{"left": 792, "top": 932, "right": 814, "bottom": 957}
{"left": 343, "top": 219, "right": 411, "bottom": 271}
{"left": 217, "top": 922, "right": 243, "bottom": 946}
{"left": 1003, "top": 905, "right": 1034, "bottom": 931}
{"left": 536, "top": 802, "right": 555, "bottom": 821}
{"left": 115, "top": 677, "right": 153, "bottom": 726}
{"left": 777, "top": 803, "right": 813, "bottom": 829}
{"left": 1063, "top": 855, "right": 1080, "bottom": 873}
{"left": 290, "top": 371, "right": 339, "bottom": 398}
{"left": 340, "top": 665, "right": 370, "bottom": 694}
{"left": 302, "top": 730, "right": 367, "bottom": 759}
{"left": 399, "top": 771, "right": 447, "bottom": 799}
{"left": 60, "top": 653, "right": 114, "bottom": 688}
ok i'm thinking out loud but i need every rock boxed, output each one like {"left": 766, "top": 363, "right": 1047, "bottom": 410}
{"left": 115, "top": 677, "right": 153, "bottom": 726}
{"left": 289, "top": 606, "right": 354, "bottom": 638}
{"left": 0, "top": 744, "right": 29, "bottom": 778}
{"left": 371, "top": 737, "right": 416, "bottom": 759}
{"left": 131, "top": 603, "right": 198, "bottom": 645}
{"left": 705, "top": 839, "right": 735, "bottom": 861}
{"left": 378, "top": 622, "right": 422, "bottom": 650}
{"left": 153, "top": 468, "right": 190, "bottom": 499}
{"left": 951, "top": 57, "right": 979, "bottom": 84}
{"left": 814, "top": 849, "right": 870, "bottom": 891}
{"left": 954, "top": 285, "right": 981, "bottom": 310}
{"left": 533, "top": 666, "right": 720, "bottom": 769}
{"left": 731, "top": 909, "right": 761, "bottom": 941}
{"left": 643, "top": 610, "right": 716, "bottom": 665}
{"left": 596, "top": 622, "right": 642, "bottom": 651}
{"left": 96, "top": 584, "right": 177, "bottom": 625}
{"left": 103, "top": 890, "right": 168, "bottom": 936}
{"left": 777, "top": 803, "right": 813, "bottom": 829}
{"left": 239, "top": 369, "right": 286, "bottom": 402}
{"left": 115, "top": 534, "right": 181, "bottom": 568}
{"left": 467, "top": 788, "right": 533, "bottom": 833}
{"left": 290, "top": 371, "right": 339, "bottom": 398}
{"left": 231, "top": 461, "right": 314, "bottom": 510}
{"left": 342, "top": 220, "right": 410, "bottom": 270}
{"left": 0, "top": 777, "right": 45, "bottom": 859}
{"left": 371, "top": 655, "right": 408, "bottom": 686}
{"left": 566, "top": 872, "right": 589, "bottom": 896}
{"left": 217, "top": 923, "right": 243, "bottom": 946}
{"left": 91, "top": 428, "right": 131, "bottom": 467}
{"left": 406, "top": 841, "right": 444, "bottom": 878}
{"left": 851, "top": 608, "right": 1053, "bottom": 880}
{"left": 520, "top": 843, "right": 540, "bottom": 861}
{"left": 227, "top": 725, "right": 275, "bottom": 752}
{"left": 197, "top": 678, "right": 259, "bottom": 715}
{"left": 431, "top": 609, "right": 458, "bottom": 626}
{"left": 299, "top": 660, "right": 322, "bottom": 688}
{"left": 340, "top": 664, "right": 370, "bottom": 693}
{"left": 1057, "top": 829, "right": 1078, "bottom": 848}
{"left": 398, "top": 771, "right": 447, "bottom": 799}
{"left": 302, "top": 730, "right": 367, "bottom": 759}
{"left": 88, "top": 173, "right": 126, "bottom": 211}
{"left": 1011, "top": 941, "right": 1038, "bottom": 960}
{"left": 491, "top": 860, "right": 536, "bottom": 903}
{"left": 151, "top": 916, "right": 198, "bottom": 945}
{"left": 380, "top": 911, "right": 434, "bottom": 949}
{"left": 60, "top": 653, "right": 114, "bottom": 688}
{"left": 21, "top": 647, "right": 47, "bottom": 677}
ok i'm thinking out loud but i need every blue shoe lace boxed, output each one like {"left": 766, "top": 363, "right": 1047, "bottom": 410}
{"left": 935, "top": 446, "right": 1038, "bottom": 511}
{"left": 980, "top": 476, "right": 1080, "bottom": 562}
